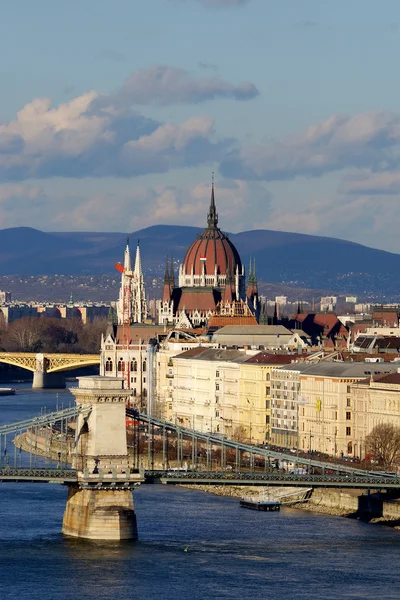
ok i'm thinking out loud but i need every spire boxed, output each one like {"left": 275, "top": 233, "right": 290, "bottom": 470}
{"left": 248, "top": 257, "right": 253, "bottom": 283}
{"left": 164, "top": 254, "right": 170, "bottom": 282}
{"left": 134, "top": 240, "right": 142, "bottom": 276}
{"left": 124, "top": 238, "right": 131, "bottom": 272}
{"left": 170, "top": 256, "right": 175, "bottom": 285}
{"left": 253, "top": 257, "right": 257, "bottom": 284}
{"left": 207, "top": 172, "right": 218, "bottom": 228}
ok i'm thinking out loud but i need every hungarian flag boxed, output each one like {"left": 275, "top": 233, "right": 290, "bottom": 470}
{"left": 199, "top": 257, "right": 207, "bottom": 262}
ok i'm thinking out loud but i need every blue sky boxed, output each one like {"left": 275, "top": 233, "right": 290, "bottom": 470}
{"left": 1, "top": 0, "right": 400, "bottom": 252}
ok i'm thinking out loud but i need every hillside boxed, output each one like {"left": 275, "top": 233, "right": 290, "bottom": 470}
{"left": 0, "top": 225, "right": 398, "bottom": 299}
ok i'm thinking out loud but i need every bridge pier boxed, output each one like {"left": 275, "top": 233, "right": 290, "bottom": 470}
{"left": 62, "top": 376, "right": 139, "bottom": 541}
{"left": 32, "top": 370, "right": 66, "bottom": 389}
{"left": 62, "top": 487, "right": 137, "bottom": 540}
{"left": 32, "top": 353, "right": 66, "bottom": 389}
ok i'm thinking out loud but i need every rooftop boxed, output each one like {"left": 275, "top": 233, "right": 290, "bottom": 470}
{"left": 277, "top": 361, "right": 399, "bottom": 378}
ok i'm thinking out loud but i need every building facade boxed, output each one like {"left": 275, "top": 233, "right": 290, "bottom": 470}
{"left": 271, "top": 362, "right": 399, "bottom": 457}
{"left": 159, "top": 183, "right": 260, "bottom": 328}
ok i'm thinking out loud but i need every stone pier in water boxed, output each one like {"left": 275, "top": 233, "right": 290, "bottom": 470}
{"left": 62, "top": 376, "right": 142, "bottom": 541}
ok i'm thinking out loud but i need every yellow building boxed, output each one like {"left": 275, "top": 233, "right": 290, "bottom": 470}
{"left": 240, "top": 354, "right": 308, "bottom": 444}
{"left": 352, "top": 372, "right": 400, "bottom": 459}
{"left": 274, "top": 362, "right": 398, "bottom": 457}
{"left": 170, "top": 349, "right": 307, "bottom": 445}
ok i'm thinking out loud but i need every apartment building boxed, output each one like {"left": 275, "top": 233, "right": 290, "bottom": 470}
{"left": 351, "top": 371, "right": 400, "bottom": 458}
{"left": 271, "top": 361, "right": 399, "bottom": 456}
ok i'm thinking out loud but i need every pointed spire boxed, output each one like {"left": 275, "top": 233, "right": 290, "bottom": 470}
{"left": 134, "top": 240, "right": 142, "bottom": 276}
{"left": 164, "top": 254, "right": 170, "bottom": 282}
{"left": 124, "top": 238, "right": 131, "bottom": 271}
{"left": 207, "top": 172, "right": 218, "bottom": 228}
{"left": 253, "top": 257, "right": 257, "bottom": 283}
{"left": 170, "top": 256, "right": 175, "bottom": 285}
{"left": 248, "top": 257, "right": 253, "bottom": 283}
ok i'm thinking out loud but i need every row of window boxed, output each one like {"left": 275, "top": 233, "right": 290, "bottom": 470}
{"left": 105, "top": 358, "right": 147, "bottom": 373}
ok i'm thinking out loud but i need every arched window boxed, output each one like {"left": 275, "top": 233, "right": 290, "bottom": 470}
{"left": 133, "top": 389, "right": 137, "bottom": 397}
{"left": 143, "top": 360, "right": 147, "bottom": 372}
{"left": 266, "top": 372, "right": 270, "bottom": 381}
{"left": 347, "top": 442, "right": 353, "bottom": 455}
{"left": 105, "top": 358, "right": 113, "bottom": 372}
{"left": 118, "top": 358, "right": 124, "bottom": 372}
{"left": 133, "top": 360, "right": 137, "bottom": 372}
{"left": 143, "top": 388, "right": 147, "bottom": 398}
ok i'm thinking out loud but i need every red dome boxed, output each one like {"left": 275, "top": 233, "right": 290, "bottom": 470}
{"left": 183, "top": 227, "right": 242, "bottom": 277}
{"left": 182, "top": 185, "right": 242, "bottom": 278}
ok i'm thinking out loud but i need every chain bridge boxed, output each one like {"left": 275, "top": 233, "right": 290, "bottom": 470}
{"left": 0, "top": 352, "right": 100, "bottom": 388}
{"left": 1, "top": 375, "right": 400, "bottom": 540}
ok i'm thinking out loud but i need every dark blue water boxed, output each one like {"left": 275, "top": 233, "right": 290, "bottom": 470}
{"left": 0, "top": 384, "right": 400, "bottom": 600}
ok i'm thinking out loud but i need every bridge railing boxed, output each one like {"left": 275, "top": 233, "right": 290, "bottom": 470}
{"left": 131, "top": 409, "right": 397, "bottom": 480}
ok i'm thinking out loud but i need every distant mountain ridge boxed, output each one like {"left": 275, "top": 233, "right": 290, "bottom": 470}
{"left": 0, "top": 225, "right": 399, "bottom": 297}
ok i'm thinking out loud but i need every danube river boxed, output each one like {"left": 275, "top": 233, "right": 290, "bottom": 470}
{"left": 1, "top": 384, "right": 400, "bottom": 600}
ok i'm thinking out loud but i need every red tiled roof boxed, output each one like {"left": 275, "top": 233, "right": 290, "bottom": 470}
{"left": 355, "top": 372, "right": 400, "bottom": 385}
{"left": 373, "top": 373, "right": 400, "bottom": 384}
{"left": 175, "top": 289, "right": 218, "bottom": 311}
{"left": 341, "top": 352, "right": 395, "bottom": 363}
{"left": 245, "top": 352, "right": 310, "bottom": 365}
{"left": 207, "top": 314, "right": 258, "bottom": 328}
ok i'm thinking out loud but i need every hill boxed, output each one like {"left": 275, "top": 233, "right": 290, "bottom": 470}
{"left": 0, "top": 225, "right": 398, "bottom": 298}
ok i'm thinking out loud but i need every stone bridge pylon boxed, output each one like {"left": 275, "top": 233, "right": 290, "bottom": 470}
{"left": 62, "top": 376, "right": 142, "bottom": 541}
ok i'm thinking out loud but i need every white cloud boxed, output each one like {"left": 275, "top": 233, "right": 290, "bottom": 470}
{"left": 220, "top": 111, "right": 400, "bottom": 181}
{"left": 340, "top": 170, "right": 400, "bottom": 195}
{"left": 0, "top": 65, "right": 259, "bottom": 181}
{"left": 0, "top": 183, "right": 45, "bottom": 229}
{"left": 35, "top": 178, "right": 270, "bottom": 233}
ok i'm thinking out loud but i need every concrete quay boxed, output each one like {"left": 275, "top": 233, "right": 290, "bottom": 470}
{"left": 181, "top": 484, "right": 400, "bottom": 529}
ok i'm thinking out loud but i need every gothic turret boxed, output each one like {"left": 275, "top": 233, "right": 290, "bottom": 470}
{"left": 117, "top": 240, "right": 147, "bottom": 325}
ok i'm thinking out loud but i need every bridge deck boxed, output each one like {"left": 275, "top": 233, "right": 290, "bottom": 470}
{"left": 0, "top": 468, "right": 143, "bottom": 487}
{"left": 156, "top": 471, "right": 400, "bottom": 490}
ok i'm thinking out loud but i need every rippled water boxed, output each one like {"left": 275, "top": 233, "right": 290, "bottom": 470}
{"left": 1, "top": 385, "right": 400, "bottom": 600}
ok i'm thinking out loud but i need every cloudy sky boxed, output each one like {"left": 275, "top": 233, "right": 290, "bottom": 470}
{"left": 1, "top": 0, "right": 400, "bottom": 252}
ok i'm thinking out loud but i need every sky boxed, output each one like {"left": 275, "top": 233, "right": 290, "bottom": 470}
{"left": 1, "top": 0, "right": 400, "bottom": 252}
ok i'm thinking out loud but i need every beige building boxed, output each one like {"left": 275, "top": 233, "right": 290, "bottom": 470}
{"left": 241, "top": 353, "right": 309, "bottom": 444}
{"left": 271, "top": 362, "right": 399, "bottom": 457}
{"left": 172, "top": 348, "right": 251, "bottom": 438}
{"left": 170, "top": 349, "right": 310, "bottom": 445}
{"left": 156, "top": 330, "right": 217, "bottom": 419}
{"left": 352, "top": 372, "right": 400, "bottom": 459}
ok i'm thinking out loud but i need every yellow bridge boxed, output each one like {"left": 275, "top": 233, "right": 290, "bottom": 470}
{"left": 0, "top": 352, "right": 100, "bottom": 389}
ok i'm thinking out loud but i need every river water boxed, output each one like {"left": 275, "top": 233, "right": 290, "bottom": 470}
{"left": 0, "top": 384, "right": 400, "bottom": 600}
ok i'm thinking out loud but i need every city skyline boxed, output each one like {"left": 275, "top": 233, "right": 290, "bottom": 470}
{"left": 1, "top": 1, "right": 400, "bottom": 252}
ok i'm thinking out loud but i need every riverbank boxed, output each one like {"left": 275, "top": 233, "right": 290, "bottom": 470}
{"left": 181, "top": 484, "right": 400, "bottom": 529}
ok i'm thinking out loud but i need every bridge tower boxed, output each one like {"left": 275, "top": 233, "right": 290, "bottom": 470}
{"left": 62, "top": 376, "right": 141, "bottom": 541}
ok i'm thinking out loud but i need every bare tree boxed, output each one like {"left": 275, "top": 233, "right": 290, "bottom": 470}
{"left": 365, "top": 423, "right": 400, "bottom": 469}
{"left": 4, "top": 317, "right": 43, "bottom": 351}
{"left": 232, "top": 425, "right": 248, "bottom": 443}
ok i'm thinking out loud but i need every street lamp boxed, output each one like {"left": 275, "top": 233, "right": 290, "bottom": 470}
{"left": 309, "top": 431, "right": 314, "bottom": 452}
{"left": 246, "top": 397, "right": 254, "bottom": 444}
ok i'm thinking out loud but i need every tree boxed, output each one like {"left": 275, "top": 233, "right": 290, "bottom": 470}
{"left": 232, "top": 425, "right": 248, "bottom": 443}
{"left": 365, "top": 423, "right": 400, "bottom": 469}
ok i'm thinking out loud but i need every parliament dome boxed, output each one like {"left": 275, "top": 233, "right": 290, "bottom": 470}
{"left": 178, "top": 184, "right": 244, "bottom": 290}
